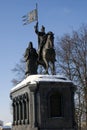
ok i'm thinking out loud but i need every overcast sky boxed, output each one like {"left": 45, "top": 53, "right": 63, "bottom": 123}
{"left": 0, "top": 0, "right": 87, "bottom": 124}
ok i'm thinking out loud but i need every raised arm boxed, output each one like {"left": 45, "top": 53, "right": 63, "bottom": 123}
{"left": 34, "top": 22, "right": 39, "bottom": 34}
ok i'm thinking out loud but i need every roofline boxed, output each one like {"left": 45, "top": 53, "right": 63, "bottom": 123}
{"left": 10, "top": 74, "right": 74, "bottom": 94}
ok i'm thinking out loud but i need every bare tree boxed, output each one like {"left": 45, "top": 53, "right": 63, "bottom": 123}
{"left": 11, "top": 57, "right": 25, "bottom": 85}
{"left": 56, "top": 24, "right": 87, "bottom": 129}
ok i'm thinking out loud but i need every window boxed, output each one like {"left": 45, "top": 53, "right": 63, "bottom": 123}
{"left": 48, "top": 91, "right": 62, "bottom": 117}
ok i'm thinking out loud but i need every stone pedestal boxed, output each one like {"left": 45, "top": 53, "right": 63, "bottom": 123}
{"left": 10, "top": 75, "right": 77, "bottom": 130}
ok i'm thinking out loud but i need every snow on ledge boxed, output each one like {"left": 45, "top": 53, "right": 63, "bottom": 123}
{"left": 10, "top": 74, "right": 72, "bottom": 93}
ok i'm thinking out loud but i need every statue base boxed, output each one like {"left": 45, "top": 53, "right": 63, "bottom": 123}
{"left": 10, "top": 75, "right": 77, "bottom": 130}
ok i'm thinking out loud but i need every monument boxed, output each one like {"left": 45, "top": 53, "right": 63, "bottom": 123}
{"left": 10, "top": 6, "right": 77, "bottom": 130}
{"left": 24, "top": 22, "right": 56, "bottom": 76}
{"left": 34, "top": 22, "right": 56, "bottom": 75}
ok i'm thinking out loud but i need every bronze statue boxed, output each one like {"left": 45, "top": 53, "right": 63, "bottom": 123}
{"left": 34, "top": 24, "right": 56, "bottom": 74}
{"left": 24, "top": 42, "right": 38, "bottom": 76}
{"left": 34, "top": 22, "right": 47, "bottom": 60}
{"left": 40, "top": 31, "right": 56, "bottom": 74}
